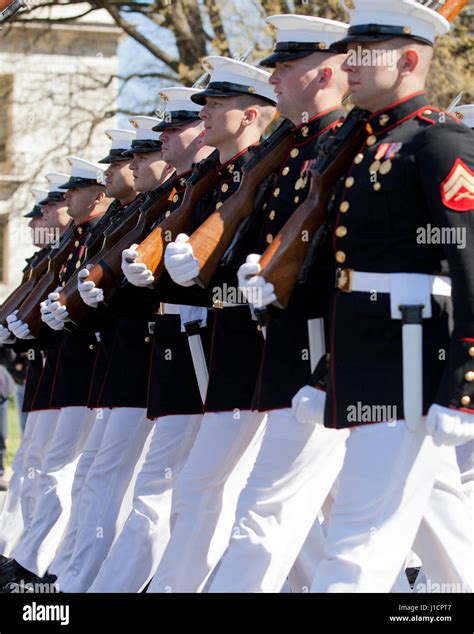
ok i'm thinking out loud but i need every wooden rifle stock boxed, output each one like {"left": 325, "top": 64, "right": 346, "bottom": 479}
{"left": 258, "top": 108, "right": 371, "bottom": 309}
{"left": 85, "top": 178, "right": 180, "bottom": 302}
{"left": 133, "top": 151, "right": 221, "bottom": 284}
{"left": 14, "top": 224, "right": 77, "bottom": 337}
{"left": 0, "top": 249, "right": 50, "bottom": 326}
{"left": 187, "top": 120, "right": 296, "bottom": 289}
{"left": 56, "top": 196, "right": 144, "bottom": 325}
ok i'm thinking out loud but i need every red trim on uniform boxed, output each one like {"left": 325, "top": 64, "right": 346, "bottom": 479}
{"left": 203, "top": 310, "right": 218, "bottom": 413}
{"left": 295, "top": 119, "right": 343, "bottom": 149}
{"left": 47, "top": 337, "right": 65, "bottom": 409}
{"left": 329, "top": 293, "right": 339, "bottom": 429}
{"left": 372, "top": 106, "right": 431, "bottom": 137}
{"left": 369, "top": 91, "right": 427, "bottom": 119}
{"left": 220, "top": 148, "right": 251, "bottom": 171}
{"left": 454, "top": 407, "right": 474, "bottom": 414}
{"left": 76, "top": 212, "right": 106, "bottom": 227}
{"left": 461, "top": 338, "right": 474, "bottom": 342}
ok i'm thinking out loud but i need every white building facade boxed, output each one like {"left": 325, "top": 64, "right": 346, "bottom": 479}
{"left": 0, "top": 4, "right": 122, "bottom": 300}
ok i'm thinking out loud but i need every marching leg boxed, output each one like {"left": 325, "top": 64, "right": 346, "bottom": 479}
{"left": 49, "top": 408, "right": 111, "bottom": 578}
{"left": 13, "top": 406, "right": 96, "bottom": 578}
{"left": 57, "top": 408, "right": 153, "bottom": 593}
{"left": 148, "top": 410, "right": 267, "bottom": 593}
{"left": 89, "top": 414, "right": 201, "bottom": 593}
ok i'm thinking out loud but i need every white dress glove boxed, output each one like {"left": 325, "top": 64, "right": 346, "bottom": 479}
{"left": 237, "top": 254, "right": 277, "bottom": 309}
{"left": 121, "top": 244, "right": 154, "bottom": 288}
{"left": 40, "top": 299, "right": 66, "bottom": 331}
{"left": 425, "top": 404, "right": 474, "bottom": 447}
{"left": 78, "top": 268, "right": 105, "bottom": 308}
{"left": 164, "top": 234, "right": 199, "bottom": 287}
{"left": 0, "top": 323, "right": 16, "bottom": 344}
{"left": 6, "top": 312, "right": 34, "bottom": 339}
{"left": 291, "top": 385, "right": 326, "bottom": 426}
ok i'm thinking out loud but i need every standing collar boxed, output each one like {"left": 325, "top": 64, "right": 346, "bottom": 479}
{"left": 368, "top": 91, "right": 431, "bottom": 135}
{"left": 294, "top": 107, "right": 346, "bottom": 143}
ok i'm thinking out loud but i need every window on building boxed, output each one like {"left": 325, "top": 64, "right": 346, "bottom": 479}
{"left": 0, "top": 75, "right": 13, "bottom": 165}
{"left": 0, "top": 215, "right": 7, "bottom": 284}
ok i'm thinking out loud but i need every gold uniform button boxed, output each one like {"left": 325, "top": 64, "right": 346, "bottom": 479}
{"left": 379, "top": 160, "right": 392, "bottom": 175}
{"left": 335, "top": 251, "right": 346, "bottom": 264}
{"left": 74, "top": 240, "right": 80, "bottom": 247}
{"left": 370, "top": 160, "right": 381, "bottom": 173}
{"left": 165, "top": 211, "right": 171, "bottom": 218}
{"left": 354, "top": 153, "right": 364, "bottom": 164}
{"left": 340, "top": 201, "right": 350, "bottom": 213}
{"left": 301, "top": 126, "right": 309, "bottom": 137}
{"left": 469, "top": 347, "right": 474, "bottom": 357}
{"left": 422, "top": 109, "right": 433, "bottom": 116}
{"left": 89, "top": 344, "right": 95, "bottom": 350}
{"left": 269, "top": 210, "right": 276, "bottom": 220}
{"left": 403, "top": 26, "right": 411, "bottom": 35}
{"left": 75, "top": 261, "right": 81, "bottom": 269}
{"left": 68, "top": 254, "right": 73, "bottom": 261}
{"left": 345, "top": 176, "right": 355, "bottom": 188}
{"left": 266, "top": 234, "right": 274, "bottom": 244}
{"left": 294, "top": 196, "right": 300, "bottom": 204}
{"left": 144, "top": 336, "right": 151, "bottom": 343}
{"left": 273, "top": 188, "right": 280, "bottom": 197}
{"left": 282, "top": 166, "right": 290, "bottom": 176}
{"left": 373, "top": 182, "right": 382, "bottom": 192}
{"left": 336, "top": 226, "right": 348, "bottom": 238}
{"left": 366, "top": 135, "right": 377, "bottom": 146}
{"left": 461, "top": 395, "right": 471, "bottom": 406}
{"left": 465, "top": 371, "right": 474, "bottom": 382}
{"left": 379, "top": 114, "right": 390, "bottom": 126}
{"left": 291, "top": 148, "right": 300, "bottom": 159}
{"left": 172, "top": 195, "right": 179, "bottom": 203}
{"left": 77, "top": 227, "right": 83, "bottom": 235}
{"left": 216, "top": 202, "right": 223, "bottom": 210}
{"left": 221, "top": 183, "right": 229, "bottom": 193}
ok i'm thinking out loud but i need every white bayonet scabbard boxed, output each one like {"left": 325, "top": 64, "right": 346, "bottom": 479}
{"left": 401, "top": 306, "right": 424, "bottom": 430}
{"left": 184, "top": 321, "right": 209, "bottom": 404}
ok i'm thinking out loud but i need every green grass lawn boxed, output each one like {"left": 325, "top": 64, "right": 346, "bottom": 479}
{"left": 5, "top": 395, "right": 21, "bottom": 468}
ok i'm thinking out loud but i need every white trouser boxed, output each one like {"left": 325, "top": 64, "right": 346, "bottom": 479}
{"left": 208, "top": 408, "right": 349, "bottom": 593}
{"left": 0, "top": 411, "right": 39, "bottom": 556}
{"left": 89, "top": 414, "right": 202, "bottom": 593}
{"left": 310, "top": 421, "right": 474, "bottom": 593}
{"left": 148, "top": 410, "right": 267, "bottom": 593}
{"left": 14, "top": 410, "right": 60, "bottom": 542}
{"left": 456, "top": 440, "right": 473, "bottom": 512}
{"left": 57, "top": 408, "right": 153, "bottom": 593}
{"left": 49, "top": 408, "right": 111, "bottom": 578}
{"left": 14, "top": 406, "right": 96, "bottom": 577}
{"left": 412, "top": 444, "right": 473, "bottom": 592}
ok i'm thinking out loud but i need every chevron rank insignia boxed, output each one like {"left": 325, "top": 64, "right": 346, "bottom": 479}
{"left": 441, "top": 159, "right": 474, "bottom": 212}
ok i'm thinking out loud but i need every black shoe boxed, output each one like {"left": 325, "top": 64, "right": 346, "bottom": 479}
{"left": 406, "top": 567, "right": 421, "bottom": 588}
{"left": 1, "top": 573, "right": 59, "bottom": 594}
{"left": 0, "top": 559, "right": 37, "bottom": 587}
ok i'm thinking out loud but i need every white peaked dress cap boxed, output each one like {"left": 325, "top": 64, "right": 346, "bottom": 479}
{"left": 59, "top": 156, "right": 105, "bottom": 189}
{"left": 124, "top": 116, "right": 163, "bottom": 155}
{"left": 191, "top": 56, "right": 277, "bottom": 105}
{"left": 154, "top": 87, "right": 203, "bottom": 131}
{"left": 330, "top": 0, "right": 450, "bottom": 52}
{"left": 260, "top": 14, "right": 349, "bottom": 67}
{"left": 98, "top": 128, "right": 137, "bottom": 163}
